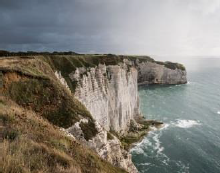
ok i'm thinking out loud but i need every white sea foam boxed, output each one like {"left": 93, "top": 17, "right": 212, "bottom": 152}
{"left": 152, "top": 134, "right": 161, "bottom": 152}
{"left": 131, "top": 123, "right": 169, "bottom": 153}
{"left": 187, "top": 81, "right": 197, "bottom": 86}
{"left": 161, "top": 123, "right": 170, "bottom": 130}
{"left": 132, "top": 147, "right": 145, "bottom": 154}
{"left": 130, "top": 122, "right": 172, "bottom": 167}
{"left": 173, "top": 119, "right": 201, "bottom": 128}
{"left": 187, "top": 81, "right": 195, "bottom": 85}
{"left": 176, "top": 161, "right": 190, "bottom": 173}
{"left": 130, "top": 137, "right": 151, "bottom": 154}
{"left": 149, "top": 126, "right": 157, "bottom": 131}
{"left": 217, "top": 111, "right": 220, "bottom": 115}
{"left": 137, "top": 162, "right": 151, "bottom": 166}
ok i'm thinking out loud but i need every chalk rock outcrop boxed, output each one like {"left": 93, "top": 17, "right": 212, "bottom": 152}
{"left": 69, "top": 60, "right": 187, "bottom": 133}
{"left": 66, "top": 119, "right": 138, "bottom": 173}
{"left": 136, "top": 61, "right": 187, "bottom": 85}
{"left": 69, "top": 63, "right": 140, "bottom": 133}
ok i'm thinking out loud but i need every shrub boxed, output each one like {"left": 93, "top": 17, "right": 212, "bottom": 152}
{"left": 79, "top": 120, "right": 98, "bottom": 140}
{"left": 107, "top": 132, "right": 114, "bottom": 140}
{"left": 3, "top": 129, "right": 19, "bottom": 141}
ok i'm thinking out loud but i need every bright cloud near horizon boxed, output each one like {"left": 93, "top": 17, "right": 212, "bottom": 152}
{"left": 0, "top": 0, "right": 220, "bottom": 56}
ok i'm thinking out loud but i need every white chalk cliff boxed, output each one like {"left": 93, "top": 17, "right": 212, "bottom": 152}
{"left": 56, "top": 58, "right": 187, "bottom": 173}
{"left": 69, "top": 60, "right": 187, "bottom": 132}
{"left": 66, "top": 119, "right": 138, "bottom": 173}
{"left": 69, "top": 63, "right": 139, "bottom": 133}
{"left": 137, "top": 61, "right": 187, "bottom": 85}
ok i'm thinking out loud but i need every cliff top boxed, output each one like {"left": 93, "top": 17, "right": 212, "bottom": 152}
{"left": 0, "top": 51, "right": 186, "bottom": 71}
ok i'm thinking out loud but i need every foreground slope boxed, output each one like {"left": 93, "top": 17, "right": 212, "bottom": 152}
{"left": 0, "top": 56, "right": 127, "bottom": 173}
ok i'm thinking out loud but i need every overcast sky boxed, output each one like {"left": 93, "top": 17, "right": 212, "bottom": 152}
{"left": 0, "top": 0, "right": 220, "bottom": 56}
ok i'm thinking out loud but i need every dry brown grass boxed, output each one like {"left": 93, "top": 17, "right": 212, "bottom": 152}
{"left": 1, "top": 139, "right": 82, "bottom": 173}
{"left": 0, "top": 57, "right": 127, "bottom": 172}
{"left": 0, "top": 97, "right": 127, "bottom": 173}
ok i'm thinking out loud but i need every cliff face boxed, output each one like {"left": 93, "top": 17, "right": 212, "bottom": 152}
{"left": 68, "top": 59, "right": 187, "bottom": 133}
{"left": 0, "top": 55, "right": 187, "bottom": 173}
{"left": 54, "top": 63, "right": 139, "bottom": 173}
{"left": 50, "top": 55, "right": 187, "bottom": 173}
{"left": 137, "top": 61, "right": 187, "bottom": 85}
{"left": 69, "top": 64, "right": 140, "bottom": 133}
{"left": 66, "top": 118, "right": 138, "bottom": 173}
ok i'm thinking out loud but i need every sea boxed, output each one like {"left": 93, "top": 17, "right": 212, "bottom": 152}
{"left": 131, "top": 57, "right": 220, "bottom": 173}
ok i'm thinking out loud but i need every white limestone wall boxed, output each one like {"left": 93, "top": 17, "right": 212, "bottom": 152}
{"left": 66, "top": 120, "right": 138, "bottom": 173}
{"left": 69, "top": 63, "right": 139, "bottom": 133}
{"left": 137, "top": 62, "right": 187, "bottom": 85}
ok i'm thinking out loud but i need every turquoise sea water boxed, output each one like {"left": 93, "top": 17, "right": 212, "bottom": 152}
{"left": 131, "top": 58, "right": 220, "bottom": 173}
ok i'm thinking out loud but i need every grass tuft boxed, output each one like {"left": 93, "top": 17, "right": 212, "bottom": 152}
{"left": 79, "top": 120, "right": 98, "bottom": 141}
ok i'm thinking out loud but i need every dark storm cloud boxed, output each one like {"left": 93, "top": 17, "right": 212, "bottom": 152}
{"left": 0, "top": 0, "right": 121, "bottom": 52}
{"left": 0, "top": 0, "right": 220, "bottom": 55}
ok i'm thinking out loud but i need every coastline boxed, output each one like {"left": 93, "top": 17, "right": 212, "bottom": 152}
{"left": 119, "top": 116, "right": 163, "bottom": 151}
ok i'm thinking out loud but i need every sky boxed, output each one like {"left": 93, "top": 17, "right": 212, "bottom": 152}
{"left": 0, "top": 0, "right": 220, "bottom": 56}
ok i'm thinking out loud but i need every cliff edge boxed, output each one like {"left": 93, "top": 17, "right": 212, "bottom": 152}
{"left": 0, "top": 54, "right": 187, "bottom": 173}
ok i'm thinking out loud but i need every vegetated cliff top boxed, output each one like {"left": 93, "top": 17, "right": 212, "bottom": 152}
{"left": 0, "top": 57, "right": 127, "bottom": 173}
{"left": 0, "top": 52, "right": 186, "bottom": 94}
{"left": 0, "top": 50, "right": 186, "bottom": 71}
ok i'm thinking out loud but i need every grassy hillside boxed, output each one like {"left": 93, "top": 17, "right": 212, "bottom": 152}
{"left": 0, "top": 57, "right": 93, "bottom": 129}
{"left": 0, "top": 57, "right": 127, "bottom": 173}
{"left": 0, "top": 97, "right": 127, "bottom": 173}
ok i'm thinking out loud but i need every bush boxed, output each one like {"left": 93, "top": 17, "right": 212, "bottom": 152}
{"left": 107, "top": 132, "right": 114, "bottom": 140}
{"left": 3, "top": 129, "right": 19, "bottom": 141}
{"left": 79, "top": 120, "right": 98, "bottom": 140}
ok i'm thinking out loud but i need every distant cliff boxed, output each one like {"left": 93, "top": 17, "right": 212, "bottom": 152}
{"left": 136, "top": 61, "right": 187, "bottom": 85}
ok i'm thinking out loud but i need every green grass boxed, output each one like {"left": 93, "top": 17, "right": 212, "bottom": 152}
{"left": 107, "top": 132, "right": 114, "bottom": 140}
{"left": 7, "top": 78, "right": 91, "bottom": 128}
{"left": 155, "top": 61, "right": 186, "bottom": 71}
{"left": 120, "top": 133, "right": 146, "bottom": 151}
{"left": 8, "top": 79, "right": 53, "bottom": 110}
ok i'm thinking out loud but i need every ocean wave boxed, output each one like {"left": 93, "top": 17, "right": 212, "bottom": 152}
{"left": 176, "top": 161, "right": 190, "bottom": 173}
{"left": 187, "top": 81, "right": 197, "bottom": 86}
{"left": 130, "top": 137, "right": 152, "bottom": 154}
{"left": 161, "top": 123, "right": 170, "bottom": 130}
{"left": 131, "top": 147, "right": 145, "bottom": 154}
{"left": 137, "top": 162, "right": 151, "bottom": 166}
{"left": 173, "top": 119, "right": 201, "bottom": 128}
{"left": 152, "top": 133, "right": 164, "bottom": 154}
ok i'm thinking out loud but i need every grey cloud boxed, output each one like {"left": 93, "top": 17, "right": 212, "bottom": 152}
{"left": 0, "top": 0, "right": 220, "bottom": 56}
